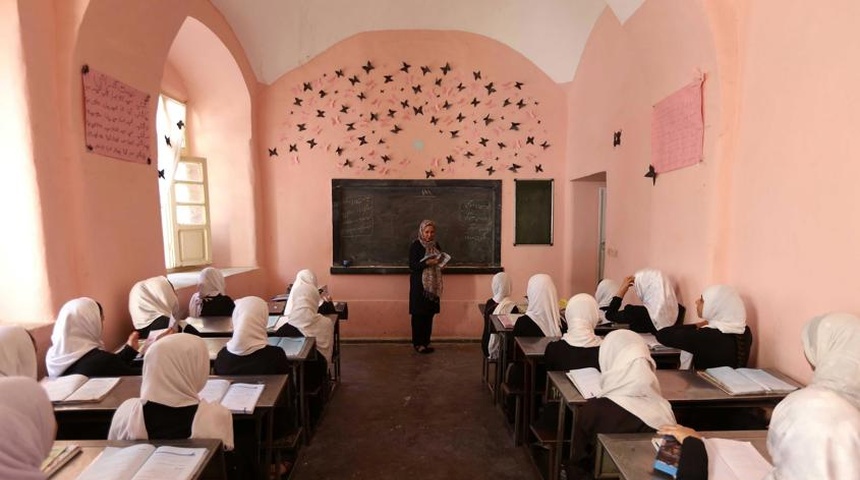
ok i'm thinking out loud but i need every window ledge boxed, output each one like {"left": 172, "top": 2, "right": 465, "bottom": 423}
{"left": 167, "top": 266, "right": 258, "bottom": 290}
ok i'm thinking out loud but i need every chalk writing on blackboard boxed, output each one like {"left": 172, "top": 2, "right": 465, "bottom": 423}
{"left": 341, "top": 196, "right": 374, "bottom": 237}
{"left": 82, "top": 66, "right": 152, "bottom": 164}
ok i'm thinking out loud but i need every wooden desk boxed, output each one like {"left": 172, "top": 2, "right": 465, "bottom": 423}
{"left": 490, "top": 313, "right": 522, "bottom": 405}
{"left": 595, "top": 431, "right": 769, "bottom": 480}
{"left": 515, "top": 337, "right": 682, "bottom": 446}
{"left": 54, "top": 375, "right": 289, "bottom": 480}
{"left": 52, "top": 439, "right": 226, "bottom": 480}
{"left": 547, "top": 369, "right": 799, "bottom": 480}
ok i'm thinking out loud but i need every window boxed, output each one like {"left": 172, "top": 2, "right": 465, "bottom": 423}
{"left": 156, "top": 95, "right": 212, "bottom": 269}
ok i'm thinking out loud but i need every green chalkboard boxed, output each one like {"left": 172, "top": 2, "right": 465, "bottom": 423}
{"left": 331, "top": 179, "right": 502, "bottom": 274}
{"left": 514, "top": 179, "right": 553, "bottom": 245}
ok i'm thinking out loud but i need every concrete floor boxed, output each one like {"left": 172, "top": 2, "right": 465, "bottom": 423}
{"left": 291, "top": 342, "right": 540, "bottom": 480}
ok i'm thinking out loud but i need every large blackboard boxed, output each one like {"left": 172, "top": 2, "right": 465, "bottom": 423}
{"left": 331, "top": 179, "right": 502, "bottom": 274}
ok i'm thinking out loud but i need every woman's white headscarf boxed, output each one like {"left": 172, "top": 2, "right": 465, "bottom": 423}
{"left": 561, "top": 294, "right": 602, "bottom": 348}
{"left": 0, "top": 326, "right": 37, "bottom": 379}
{"left": 108, "top": 334, "right": 234, "bottom": 450}
{"left": 129, "top": 277, "right": 178, "bottom": 329}
{"left": 285, "top": 270, "right": 335, "bottom": 364}
{"left": 633, "top": 269, "right": 679, "bottom": 330}
{"left": 801, "top": 313, "right": 860, "bottom": 410}
{"left": 524, "top": 274, "right": 562, "bottom": 337}
{"left": 598, "top": 330, "right": 675, "bottom": 429}
{"left": 0, "top": 377, "right": 56, "bottom": 480}
{"left": 45, "top": 298, "right": 104, "bottom": 378}
{"left": 491, "top": 272, "right": 517, "bottom": 315}
{"left": 226, "top": 297, "right": 269, "bottom": 356}
{"left": 595, "top": 279, "right": 619, "bottom": 322}
{"left": 765, "top": 386, "right": 860, "bottom": 480}
{"left": 189, "top": 268, "right": 226, "bottom": 317}
{"left": 701, "top": 285, "right": 747, "bottom": 335}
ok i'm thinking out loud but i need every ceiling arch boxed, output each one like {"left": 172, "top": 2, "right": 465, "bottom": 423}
{"left": 211, "top": 0, "right": 644, "bottom": 85}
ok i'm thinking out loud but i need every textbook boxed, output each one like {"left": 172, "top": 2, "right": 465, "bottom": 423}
{"left": 702, "top": 437, "right": 772, "bottom": 480}
{"left": 653, "top": 435, "right": 682, "bottom": 478}
{"left": 268, "top": 336, "right": 308, "bottom": 357}
{"left": 41, "top": 443, "right": 81, "bottom": 478}
{"left": 420, "top": 251, "right": 451, "bottom": 268}
{"left": 40, "top": 375, "right": 120, "bottom": 403}
{"left": 565, "top": 367, "right": 602, "bottom": 399}
{"left": 698, "top": 367, "right": 798, "bottom": 396}
{"left": 198, "top": 379, "right": 265, "bottom": 414}
{"left": 76, "top": 444, "right": 207, "bottom": 480}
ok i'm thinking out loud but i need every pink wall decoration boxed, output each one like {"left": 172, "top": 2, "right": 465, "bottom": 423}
{"left": 82, "top": 65, "right": 153, "bottom": 164}
{"left": 651, "top": 77, "right": 704, "bottom": 173}
{"left": 270, "top": 60, "right": 552, "bottom": 177}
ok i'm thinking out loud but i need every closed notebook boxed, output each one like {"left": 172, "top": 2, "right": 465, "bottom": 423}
{"left": 198, "top": 379, "right": 265, "bottom": 414}
{"left": 76, "top": 444, "right": 207, "bottom": 480}
{"left": 40, "top": 375, "right": 120, "bottom": 403}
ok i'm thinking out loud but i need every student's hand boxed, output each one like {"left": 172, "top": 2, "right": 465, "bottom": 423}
{"left": 126, "top": 331, "right": 140, "bottom": 350}
{"left": 658, "top": 424, "right": 701, "bottom": 442}
{"left": 617, "top": 275, "right": 635, "bottom": 297}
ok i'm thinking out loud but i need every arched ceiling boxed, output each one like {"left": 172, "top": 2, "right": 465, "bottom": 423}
{"left": 210, "top": 0, "right": 645, "bottom": 85}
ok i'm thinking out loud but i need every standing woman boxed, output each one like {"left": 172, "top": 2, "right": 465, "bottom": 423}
{"left": 129, "top": 276, "right": 180, "bottom": 338}
{"left": 409, "top": 219, "right": 444, "bottom": 354}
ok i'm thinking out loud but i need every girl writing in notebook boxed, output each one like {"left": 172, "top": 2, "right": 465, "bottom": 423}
{"left": 658, "top": 312, "right": 860, "bottom": 480}
{"left": 46, "top": 297, "right": 148, "bottom": 378}
{"left": 0, "top": 376, "right": 56, "bottom": 480}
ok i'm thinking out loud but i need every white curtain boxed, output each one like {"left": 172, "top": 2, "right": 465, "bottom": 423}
{"left": 156, "top": 96, "right": 186, "bottom": 268}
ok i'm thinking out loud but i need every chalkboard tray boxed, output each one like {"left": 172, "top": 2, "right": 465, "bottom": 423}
{"left": 331, "top": 179, "right": 502, "bottom": 274}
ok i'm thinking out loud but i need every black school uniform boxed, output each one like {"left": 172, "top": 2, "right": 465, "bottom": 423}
{"left": 543, "top": 340, "right": 600, "bottom": 371}
{"left": 656, "top": 325, "right": 753, "bottom": 369}
{"left": 61, "top": 345, "right": 140, "bottom": 377}
{"left": 504, "top": 314, "right": 550, "bottom": 419}
{"left": 409, "top": 239, "right": 442, "bottom": 348}
{"left": 604, "top": 296, "right": 686, "bottom": 334}
{"left": 213, "top": 345, "right": 291, "bottom": 376}
{"left": 568, "top": 398, "right": 654, "bottom": 479}
{"left": 512, "top": 314, "right": 546, "bottom": 337}
{"left": 199, "top": 294, "right": 236, "bottom": 316}
{"left": 136, "top": 315, "right": 170, "bottom": 339}
{"left": 675, "top": 437, "right": 709, "bottom": 480}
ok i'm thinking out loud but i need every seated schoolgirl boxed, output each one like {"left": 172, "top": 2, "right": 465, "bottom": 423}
{"left": 280, "top": 269, "right": 335, "bottom": 369}
{"left": 568, "top": 330, "right": 676, "bottom": 479}
{"left": 604, "top": 269, "right": 685, "bottom": 334}
{"left": 46, "top": 297, "right": 144, "bottom": 378}
{"left": 129, "top": 276, "right": 180, "bottom": 338}
{"left": 513, "top": 273, "right": 563, "bottom": 338}
{"left": 594, "top": 278, "right": 618, "bottom": 323}
{"left": 481, "top": 272, "right": 519, "bottom": 359}
{"left": 0, "top": 376, "right": 56, "bottom": 479}
{"left": 108, "top": 334, "right": 236, "bottom": 473}
{"left": 656, "top": 285, "right": 752, "bottom": 369}
{"left": 0, "top": 325, "right": 38, "bottom": 378}
{"left": 657, "top": 312, "right": 860, "bottom": 480}
{"left": 188, "top": 267, "right": 235, "bottom": 317}
{"left": 214, "top": 297, "right": 289, "bottom": 375}
{"left": 544, "top": 294, "right": 602, "bottom": 371}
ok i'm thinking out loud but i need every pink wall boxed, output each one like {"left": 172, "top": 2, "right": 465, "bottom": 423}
{"left": 258, "top": 30, "right": 567, "bottom": 339}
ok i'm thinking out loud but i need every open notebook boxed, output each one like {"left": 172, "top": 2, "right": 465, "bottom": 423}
{"left": 76, "top": 444, "right": 207, "bottom": 480}
{"left": 268, "top": 336, "right": 309, "bottom": 357}
{"left": 40, "top": 375, "right": 120, "bottom": 403}
{"left": 198, "top": 379, "right": 265, "bottom": 414}
{"left": 566, "top": 367, "right": 602, "bottom": 399}
{"left": 699, "top": 367, "right": 799, "bottom": 395}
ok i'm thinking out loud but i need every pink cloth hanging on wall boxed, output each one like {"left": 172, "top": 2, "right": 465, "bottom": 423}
{"left": 651, "top": 78, "right": 704, "bottom": 173}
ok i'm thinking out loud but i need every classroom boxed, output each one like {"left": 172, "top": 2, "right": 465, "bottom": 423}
{"left": 1, "top": 1, "right": 859, "bottom": 479}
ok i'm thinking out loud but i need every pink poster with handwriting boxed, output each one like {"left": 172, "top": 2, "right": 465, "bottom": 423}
{"left": 651, "top": 79, "right": 704, "bottom": 173}
{"left": 82, "top": 67, "right": 152, "bottom": 164}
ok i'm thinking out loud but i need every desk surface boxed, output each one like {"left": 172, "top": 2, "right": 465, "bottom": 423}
{"left": 598, "top": 431, "right": 770, "bottom": 480}
{"left": 202, "top": 336, "right": 315, "bottom": 362}
{"left": 516, "top": 336, "right": 681, "bottom": 360}
{"left": 51, "top": 438, "right": 223, "bottom": 480}
{"left": 185, "top": 313, "right": 338, "bottom": 337}
{"left": 549, "top": 369, "right": 801, "bottom": 406}
{"left": 53, "top": 374, "right": 289, "bottom": 414}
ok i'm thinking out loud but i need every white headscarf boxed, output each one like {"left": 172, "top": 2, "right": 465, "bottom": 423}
{"left": 45, "top": 298, "right": 104, "bottom": 378}
{"left": 491, "top": 272, "right": 517, "bottom": 315}
{"left": 765, "top": 386, "right": 860, "bottom": 480}
{"left": 801, "top": 313, "right": 860, "bottom": 410}
{"left": 633, "top": 269, "right": 679, "bottom": 330}
{"left": 524, "top": 274, "right": 562, "bottom": 337}
{"left": 0, "top": 377, "right": 56, "bottom": 480}
{"left": 285, "top": 270, "right": 335, "bottom": 364}
{"left": 701, "top": 285, "right": 747, "bottom": 334}
{"left": 189, "top": 268, "right": 227, "bottom": 317}
{"left": 129, "top": 276, "right": 178, "bottom": 329}
{"left": 0, "top": 326, "right": 37, "bottom": 379}
{"left": 598, "top": 330, "right": 675, "bottom": 429}
{"left": 595, "top": 279, "right": 618, "bottom": 322}
{"left": 108, "top": 334, "right": 234, "bottom": 450}
{"left": 561, "top": 294, "right": 602, "bottom": 348}
{"left": 226, "top": 297, "right": 269, "bottom": 356}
